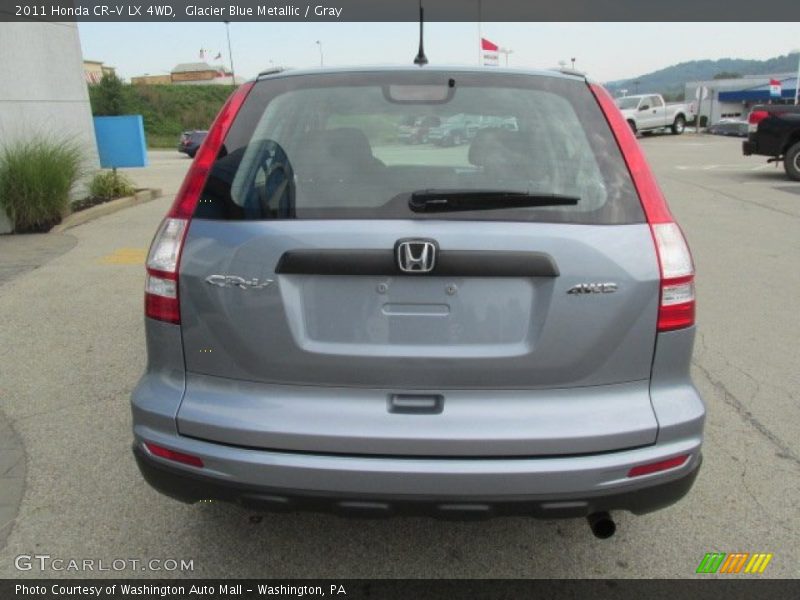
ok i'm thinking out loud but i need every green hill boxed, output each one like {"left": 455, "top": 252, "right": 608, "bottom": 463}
{"left": 88, "top": 84, "right": 233, "bottom": 148}
{"left": 606, "top": 53, "right": 800, "bottom": 101}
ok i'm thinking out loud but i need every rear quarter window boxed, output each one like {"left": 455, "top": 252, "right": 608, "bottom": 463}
{"left": 194, "top": 71, "right": 644, "bottom": 225}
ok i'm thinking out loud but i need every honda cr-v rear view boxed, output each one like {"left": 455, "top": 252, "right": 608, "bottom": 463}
{"left": 132, "top": 67, "right": 704, "bottom": 536}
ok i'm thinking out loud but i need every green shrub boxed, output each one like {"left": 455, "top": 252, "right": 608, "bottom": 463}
{"left": 0, "top": 137, "right": 84, "bottom": 233}
{"left": 89, "top": 170, "right": 136, "bottom": 200}
{"left": 92, "top": 73, "right": 127, "bottom": 116}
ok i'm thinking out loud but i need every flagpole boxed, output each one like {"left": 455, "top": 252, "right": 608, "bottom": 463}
{"left": 477, "top": 0, "right": 482, "bottom": 66}
{"left": 224, "top": 21, "right": 236, "bottom": 87}
{"left": 795, "top": 52, "right": 800, "bottom": 105}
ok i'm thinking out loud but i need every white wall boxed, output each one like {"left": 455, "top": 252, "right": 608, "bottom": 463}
{"left": 0, "top": 22, "right": 99, "bottom": 233}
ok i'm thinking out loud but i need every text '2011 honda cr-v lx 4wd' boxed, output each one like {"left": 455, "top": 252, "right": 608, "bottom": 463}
{"left": 132, "top": 67, "right": 704, "bottom": 538}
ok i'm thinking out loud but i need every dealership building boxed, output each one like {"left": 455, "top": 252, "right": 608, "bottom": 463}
{"left": 132, "top": 62, "right": 245, "bottom": 86}
{"left": 685, "top": 73, "right": 799, "bottom": 124}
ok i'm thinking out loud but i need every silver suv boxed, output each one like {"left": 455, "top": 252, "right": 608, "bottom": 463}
{"left": 132, "top": 67, "right": 704, "bottom": 538}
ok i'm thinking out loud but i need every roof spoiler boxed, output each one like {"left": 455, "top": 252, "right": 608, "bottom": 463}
{"left": 549, "top": 67, "right": 587, "bottom": 79}
{"left": 257, "top": 67, "right": 288, "bottom": 79}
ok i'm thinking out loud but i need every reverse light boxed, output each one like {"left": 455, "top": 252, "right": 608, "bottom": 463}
{"left": 628, "top": 454, "right": 689, "bottom": 478}
{"left": 143, "top": 82, "right": 254, "bottom": 324}
{"left": 144, "top": 442, "right": 204, "bottom": 468}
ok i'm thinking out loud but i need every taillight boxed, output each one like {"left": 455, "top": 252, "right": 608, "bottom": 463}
{"left": 590, "top": 83, "right": 695, "bottom": 332}
{"left": 144, "top": 82, "right": 254, "bottom": 324}
{"left": 748, "top": 110, "right": 769, "bottom": 133}
{"left": 652, "top": 223, "right": 695, "bottom": 331}
{"left": 145, "top": 218, "right": 186, "bottom": 323}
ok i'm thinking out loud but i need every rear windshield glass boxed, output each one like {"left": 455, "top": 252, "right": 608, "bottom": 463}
{"left": 195, "top": 71, "right": 643, "bottom": 224}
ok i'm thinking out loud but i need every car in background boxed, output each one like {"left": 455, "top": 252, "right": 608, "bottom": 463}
{"left": 397, "top": 115, "right": 441, "bottom": 144}
{"left": 178, "top": 130, "right": 207, "bottom": 158}
{"left": 428, "top": 115, "right": 519, "bottom": 147}
{"left": 706, "top": 118, "right": 748, "bottom": 138}
{"left": 616, "top": 94, "right": 690, "bottom": 136}
{"left": 134, "top": 67, "right": 703, "bottom": 537}
{"left": 743, "top": 105, "right": 800, "bottom": 181}
{"left": 427, "top": 113, "right": 482, "bottom": 146}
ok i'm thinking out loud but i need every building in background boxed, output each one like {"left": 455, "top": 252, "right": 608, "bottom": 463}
{"left": 83, "top": 60, "right": 116, "bottom": 84}
{"left": 0, "top": 23, "right": 100, "bottom": 234}
{"left": 132, "top": 62, "right": 244, "bottom": 86}
{"left": 685, "top": 73, "right": 799, "bottom": 124}
{"left": 130, "top": 74, "right": 172, "bottom": 86}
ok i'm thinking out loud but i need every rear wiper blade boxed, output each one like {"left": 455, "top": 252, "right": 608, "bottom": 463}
{"left": 409, "top": 189, "right": 579, "bottom": 212}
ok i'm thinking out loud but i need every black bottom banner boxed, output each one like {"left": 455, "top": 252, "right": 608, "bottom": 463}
{"left": 3, "top": 579, "right": 800, "bottom": 600}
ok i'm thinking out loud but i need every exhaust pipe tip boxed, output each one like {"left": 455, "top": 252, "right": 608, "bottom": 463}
{"left": 587, "top": 512, "right": 616, "bottom": 539}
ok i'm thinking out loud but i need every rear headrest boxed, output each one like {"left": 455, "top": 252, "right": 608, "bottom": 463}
{"left": 468, "top": 128, "right": 529, "bottom": 168}
{"left": 294, "top": 127, "right": 376, "bottom": 166}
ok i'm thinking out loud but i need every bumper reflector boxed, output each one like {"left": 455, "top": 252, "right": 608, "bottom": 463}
{"left": 144, "top": 442, "right": 204, "bottom": 468}
{"left": 628, "top": 454, "right": 689, "bottom": 478}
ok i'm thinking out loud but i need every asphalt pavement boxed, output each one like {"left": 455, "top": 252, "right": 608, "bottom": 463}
{"left": 0, "top": 140, "right": 797, "bottom": 578}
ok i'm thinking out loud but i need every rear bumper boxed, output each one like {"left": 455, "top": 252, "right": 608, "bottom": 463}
{"left": 132, "top": 434, "right": 702, "bottom": 518}
{"left": 132, "top": 322, "right": 704, "bottom": 519}
{"left": 742, "top": 140, "right": 756, "bottom": 156}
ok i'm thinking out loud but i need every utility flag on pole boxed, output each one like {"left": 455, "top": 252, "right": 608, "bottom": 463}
{"left": 481, "top": 37, "right": 499, "bottom": 67}
{"left": 769, "top": 79, "right": 782, "bottom": 98}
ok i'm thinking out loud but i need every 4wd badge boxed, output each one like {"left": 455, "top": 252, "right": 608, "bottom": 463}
{"left": 567, "top": 282, "right": 618, "bottom": 295}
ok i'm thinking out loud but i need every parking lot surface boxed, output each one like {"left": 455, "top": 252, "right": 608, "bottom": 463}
{"left": 0, "top": 139, "right": 798, "bottom": 578}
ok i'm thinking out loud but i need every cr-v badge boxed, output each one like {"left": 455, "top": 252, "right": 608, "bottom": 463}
{"left": 567, "top": 282, "right": 618, "bottom": 294}
{"left": 205, "top": 275, "right": 273, "bottom": 290}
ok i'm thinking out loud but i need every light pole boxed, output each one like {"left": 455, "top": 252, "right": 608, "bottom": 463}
{"left": 793, "top": 49, "right": 800, "bottom": 105}
{"left": 315, "top": 40, "right": 324, "bottom": 67}
{"left": 571, "top": 57, "right": 576, "bottom": 69}
{"left": 224, "top": 21, "right": 236, "bottom": 87}
{"left": 499, "top": 47, "right": 513, "bottom": 67}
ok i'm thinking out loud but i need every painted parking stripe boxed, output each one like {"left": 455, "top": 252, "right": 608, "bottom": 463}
{"left": 98, "top": 248, "right": 147, "bottom": 265}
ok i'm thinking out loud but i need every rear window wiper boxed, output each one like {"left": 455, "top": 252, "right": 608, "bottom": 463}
{"left": 409, "top": 189, "right": 580, "bottom": 213}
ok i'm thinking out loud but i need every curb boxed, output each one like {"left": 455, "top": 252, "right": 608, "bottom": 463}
{"left": 52, "top": 188, "right": 163, "bottom": 233}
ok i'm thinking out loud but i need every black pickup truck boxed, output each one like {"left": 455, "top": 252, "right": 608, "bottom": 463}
{"left": 743, "top": 105, "right": 800, "bottom": 180}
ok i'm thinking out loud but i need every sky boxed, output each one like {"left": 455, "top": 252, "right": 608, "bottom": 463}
{"left": 78, "top": 22, "right": 800, "bottom": 83}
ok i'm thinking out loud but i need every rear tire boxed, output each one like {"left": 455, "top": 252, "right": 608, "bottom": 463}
{"left": 671, "top": 115, "right": 686, "bottom": 135}
{"left": 785, "top": 141, "right": 800, "bottom": 181}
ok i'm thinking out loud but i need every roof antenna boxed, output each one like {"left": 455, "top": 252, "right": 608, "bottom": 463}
{"left": 413, "top": 0, "right": 428, "bottom": 66}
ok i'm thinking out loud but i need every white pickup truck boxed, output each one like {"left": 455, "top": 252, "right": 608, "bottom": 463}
{"left": 615, "top": 94, "right": 690, "bottom": 135}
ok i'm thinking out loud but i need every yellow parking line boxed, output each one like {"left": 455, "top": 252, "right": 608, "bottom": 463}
{"left": 98, "top": 248, "right": 147, "bottom": 265}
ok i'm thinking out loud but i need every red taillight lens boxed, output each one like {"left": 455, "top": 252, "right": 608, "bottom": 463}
{"left": 144, "top": 442, "right": 204, "bottom": 468}
{"left": 145, "top": 217, "right": 186, "bottom": 323}
{"left": 748, "top": 110, "right": 768, "bottom": 133}
{"left": 168, "top": 82, "right": 253, "bottom": 219}
{"left": 589, "top": 83, "right": 674, "bottom": 224}
{"left": 590, "top": 84, "right": 696, "bottom": 332}
{"left": 628, "top": 454, "right": 689, "bottom": 478}
{"left": 145, "top": 82, "right": 254, "bottom": 324}
{"left": 652, "top": 223, "right": 695, "bottom": 331}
